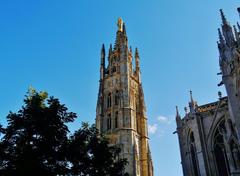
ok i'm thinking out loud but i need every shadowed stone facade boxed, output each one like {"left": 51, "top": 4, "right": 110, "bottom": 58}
{"left": 176, "top": 9, "right": 240, "bottom": 176}
{"left": 96, "top": 18, "right": 153, "bottom": 176}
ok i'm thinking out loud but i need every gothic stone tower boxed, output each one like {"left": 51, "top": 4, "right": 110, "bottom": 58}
{"left": 96, "top": 18, "right": 153, "bottom": 176}
{"left": 218, "top": 8, "right": 240, "bottom": 139}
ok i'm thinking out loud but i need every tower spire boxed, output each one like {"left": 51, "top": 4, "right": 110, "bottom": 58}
{"left": 189, "top": 90, "right": 197, "bottom": 113}
{"left": 238, "top": 7, "right": 240, "bottom": 18}
{"left": 100, "top": 44, "right": 105, "bottom": 80}
{"left": 101, "top": 44, "right": 105, "bottom": 64}
{"left": 220, "top": 9, "right": 228, "bottom": 25}
{"left": 114, "top": 18, "right": 128, "bottom": 50}
{"left": 96, "top": 18, "right": 153, "bottom": 176}
{"left": 220, "top": 9, "right": 235, "bottom": 47}
{"left": 135, "top": 47, "right": 140, "bottom": 69}
{"left": 122, "top": 22, "right": 126, "bottom": 35}
{"left": 190, "top": 90, "right": 194, "bottom": 104}
{"left": 130, "top": 46, "right": 132, "bottom": 54}
{"left": 108, "top": 44, "right": 112, "bottom": 62}
{"left": 176, "top": 106, "right": 181, "bottom": 119}
{"left": 135, "top": 47, "right": 141, "bottom": 82}
{"left": 175, "top": 106, "right": 182, "bottom": 128}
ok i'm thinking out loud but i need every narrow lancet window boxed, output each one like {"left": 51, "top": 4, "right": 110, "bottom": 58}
{"left": 189, "top": 132, "right": 199, "bottom": 176}
{"left": 115, "top": 111, "right": 118, "bottom": 128}
{"left": 107, "top": 93, "right": 112, "bottom": 108}
{"left": 213, "top": 120, "right": 230, "bottom": 176}
{"left": 115, "top": 90, "right": 119, "bottom": 105}
{"left": 107, "top": 114, "right": 111, "bottom": 130}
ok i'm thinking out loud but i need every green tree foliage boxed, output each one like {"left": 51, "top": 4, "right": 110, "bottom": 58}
{"left": 0, "top": 90, "right": 128, "bottom": 176}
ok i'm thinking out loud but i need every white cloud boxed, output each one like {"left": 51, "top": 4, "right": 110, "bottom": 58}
{"left": 148, "top": 124, "right": 158, "bottom": 134}
{"left": 157, "top": 129, "right": 166, "bottom": 137}
{"left": 157, "top": 115, "right": 172, "bottom": 124}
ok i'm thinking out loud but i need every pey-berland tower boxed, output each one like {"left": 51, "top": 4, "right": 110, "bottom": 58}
{"left": 96, "top": 18, "right": 153, "bottom": 176}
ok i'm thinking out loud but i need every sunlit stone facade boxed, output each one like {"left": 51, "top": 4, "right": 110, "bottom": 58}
{"left": 176, "top": 9, "right": 240, "bottom": 176}
{"left": 96, "top": 18, "right": 153, "bottom": 176}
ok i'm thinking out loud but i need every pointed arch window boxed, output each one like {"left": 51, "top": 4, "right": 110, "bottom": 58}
{"left": 112, "top": 66, "right": 116, "bottom": 73}
{"left": 115, "top": 90, "right": 120, "bottom": 106}
{"left": 115, "top": 111, "right": 118, "bottom": 128}
{"left": 189, "top": 132, "right": 200, "bottom": 176}
{"left": 107, "top": 113, "right": 111, "bottom": 130}
{"left": 213, "top": 120, "right": 230, "bottom": 176}
{"left": 230, "top": 140, "right": 240, "bottom": 169}
{"left": 107, "top": 93, "right": 112, "bottom": 108}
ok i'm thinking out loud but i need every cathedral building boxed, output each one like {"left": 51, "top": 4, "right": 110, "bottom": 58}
{"left": 96, "top": 18, "right": 153, "bottom": 176}
{"left": 176, "top": 9, "right": 240, "bottom": 176}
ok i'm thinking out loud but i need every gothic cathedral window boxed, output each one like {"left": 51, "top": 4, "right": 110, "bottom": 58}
{"left": 189, "top": 132, "right": 200, "bottom": 176}
{"left": 115, "top": 111, "right": 118, "bottom": 128}
{"left": 107, "top": 114, "right": 111, "bottom": 130}
{"left": 107, "top": 93, "right": 112, "bottom": 108}
{"left": 230, "top": 140, "right": 240, "bottom": 169}
{"left": 112, "top": 66, "right": 116, "bottom": 73}
{"left": 213, "top": 120, "right": 230, "bottom": 176}
{"left": 115, "top": 90, "right": 119, "bottom": 105}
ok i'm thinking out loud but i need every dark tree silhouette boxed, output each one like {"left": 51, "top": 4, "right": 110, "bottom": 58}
{"left": 67, "top": 123, "right": 128, "bottom": 176}
{"left": 0, "top": 89, "right": 128, "bottom": 176}
{"left": 0, "top": 89, "right": 76, "bottom": 176}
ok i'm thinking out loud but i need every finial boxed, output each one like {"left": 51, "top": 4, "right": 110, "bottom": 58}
{"left": 190, "top": 90, "right": 194, "bottom": 103}
{"left": 218, "top": 91, "right": 222, "bottom": 99}
{"left": 176, "top": 106, "right": 180, "bottom": 117}
{"left": 101, "top": 44, "right": 105, "bottom": 58}
{"left": 176, "top": 106, "right": 181, "bottom": 122}
{"left": 135, "top": 48, "right": 140, "bottom": 68}
{"left": 117, "top": 18, "right": 123, "bottom": 32}
{"left": 135, "top": 48, "right": 139, "bottom": 58}
{"left": 220, "top": 9, "right": 228, "bottom": 25}
{"left": 107, "top": 44, "right": 112, "bottom": 62}
{"left": 189, "top": 90, "right": 197, "bottom": 112}
{"left": 123, "top": 22, "right": 126, "bottom": 34}
{"left": 184, "top": 107, "right": 188, "bottom": 115}
{"left": 108, "top": 44, "right": 112, "bottom": 54}
{"left": 100, "top": 44, "right": 105, "bottom": 68}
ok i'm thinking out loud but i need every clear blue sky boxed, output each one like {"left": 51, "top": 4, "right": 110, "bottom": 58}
{"left": 0, "top": 1, "right": 239, "bottom": 175}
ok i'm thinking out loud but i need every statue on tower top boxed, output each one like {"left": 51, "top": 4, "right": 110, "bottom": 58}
{"left": 117, "top": 17, "right": 123, "bottom": 32}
